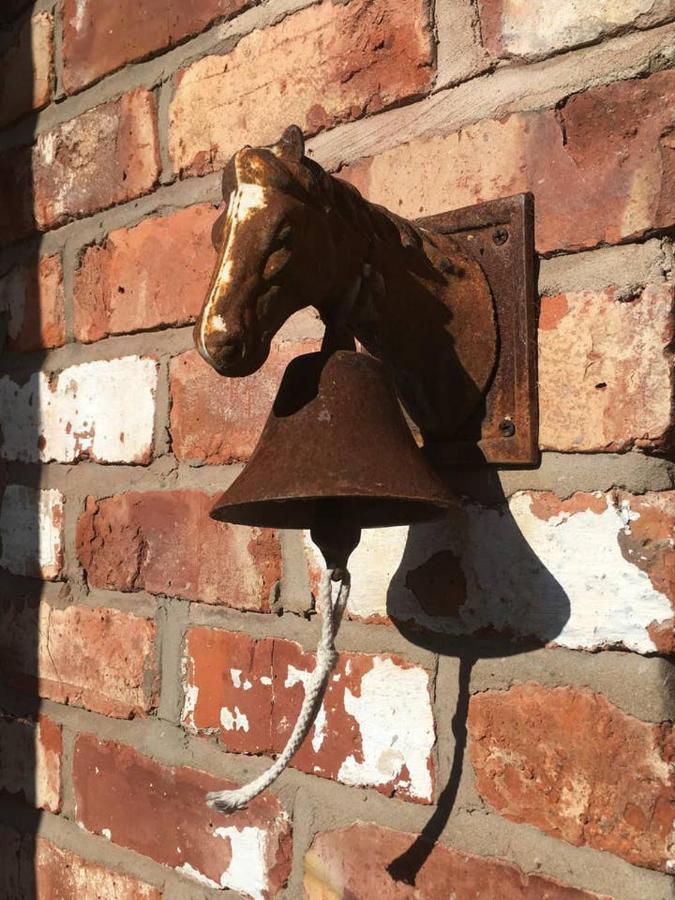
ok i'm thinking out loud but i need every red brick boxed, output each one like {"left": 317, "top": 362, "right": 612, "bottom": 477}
{"left": 0, "top": 714, "right": 62, "bottom": 812}
{"left": 63, "top": 0, "right": 252, "bottom": 94}
{"left": 478, "top": 0, "right": 674, "bottom": 59}
{"left": 170, "top": 339, "right": 318, "bottom": 464}
{"left": 0, "top": 143, "right": 34, "bottom": 246}
{"left": 343, "top": 71, "right": 675, "bottom": 253}
{"left": 468, "top": 684, "right": 675, "bottom": 871}
{"left": 74, "top": 205, "right": 219, "bottom": 343}
{"left": 539, "top": 285, "right": 673, "bottom": 453}
{"left": 169, "top": 0, "right": 433, "bottom": 176}
{"left": 0, "top": 255, "right": 65, "bottom": 352}
{"left": 73, "top": 734, "right": 291, "bottom": 896}
{"left": 0, "top": 593, "right": 158, "bottom": 718}
{"left": 33, "top": 88, "right": 160, "bottom": 230}
{"left": 183, "top": 628, "right": 435, "bottom": 802}
{"left": 36, "top": 839, "right": 162, "bottom": 899}
{"left": 76, "top": 491, "right": 281, "bottom": 609}
{"left": 305, "top": 823, "right": 609, "bottom": 898}
{"left": 617, "top": 491, "right": 675, "bottom": 654}
{"left": 0, "top": 12, "right": 53, "bottom": 127}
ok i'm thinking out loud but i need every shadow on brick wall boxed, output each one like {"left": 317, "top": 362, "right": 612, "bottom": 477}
{"left": 383, "top": 480, "right": 571, "bottom": 885}
{"left": 0, "top": 1, "right": 47, "bottom": 895}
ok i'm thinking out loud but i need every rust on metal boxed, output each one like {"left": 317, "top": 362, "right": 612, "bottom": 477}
{"left": 195, "top": 123, "right": 538, "bottom": 512}
{"left": 418, "top": 193, "right": 538, "bottom": 465}
{"left": 211, "top": 344, "right": 454, "bottom": 532}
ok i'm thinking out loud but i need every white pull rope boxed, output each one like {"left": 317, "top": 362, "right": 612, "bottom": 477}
{"left": 207, "top": 567, "right": 350, "bottom": 812}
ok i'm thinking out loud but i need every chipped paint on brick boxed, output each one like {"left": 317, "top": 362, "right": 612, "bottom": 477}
{"left": 478, "top": 0, "right": 674, "bottom": 58}
{"left": 183, "top": 628, "right": 436, "bottom": 802}
{"left": 0, "top": 485, "right": 64, "bottom": 580}
{"left": 214, "top": 825, "right": 272, "bottom": 900}
{"left": 337, "top": 657, "right": 434, "bottom": 802}
{"left": 0, "top": 357, "right": 157, "bottom": 464}
{"left": 307, "top": 491, "right": 673, "bottom": 654}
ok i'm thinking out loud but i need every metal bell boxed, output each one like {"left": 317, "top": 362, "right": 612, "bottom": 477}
{"left": 210, "top": 348, "right": 453, "bottom": 566}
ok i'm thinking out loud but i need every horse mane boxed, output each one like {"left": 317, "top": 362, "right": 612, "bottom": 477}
{"left": 229, "top": 142, "right": 425, "bottom": 255}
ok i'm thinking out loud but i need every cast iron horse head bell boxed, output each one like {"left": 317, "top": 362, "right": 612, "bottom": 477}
{"left": 194, "top": 125, "right": 537, "bottom": 811}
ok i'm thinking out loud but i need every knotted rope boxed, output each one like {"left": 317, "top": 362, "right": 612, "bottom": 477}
{"left": 207, "top": 567, "right": 350, "bottom": 812}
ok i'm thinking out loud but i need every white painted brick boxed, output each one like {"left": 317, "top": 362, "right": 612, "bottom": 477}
{"left": 0, "top": 485, "right": 64, "bottom": 579}
{"left": 0, "top": 356, "right": 157, "bottom": 464}
{"left": 337, "top": 656, "right": 435, "bottom": 801}
{"left": 483, "top": 0, "right": 674, "bottom": 58}
{"left": 305, "top": 491, "right": 673, "bottom": 654}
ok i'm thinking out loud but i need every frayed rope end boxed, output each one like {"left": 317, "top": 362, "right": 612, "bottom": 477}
{"left": 206, "top": 790, "right": 248, "bottom": 813}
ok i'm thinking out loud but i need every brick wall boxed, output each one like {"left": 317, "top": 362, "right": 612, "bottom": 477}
{"left": 0, "top": 1, "right": 673, "bottom": 898}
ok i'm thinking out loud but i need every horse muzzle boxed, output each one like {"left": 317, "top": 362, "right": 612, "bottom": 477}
{"left": 196, "top": 324, "right": 266, "bottom": 377}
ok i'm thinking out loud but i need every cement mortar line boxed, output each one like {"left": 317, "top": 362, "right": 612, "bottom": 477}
{"left": 4, "top": 560, "right": 670, "bottom": 726}
{"left": 3, "top": 451, "right": 672, "bottom": 502}
{"left": 469, "top": 649, "right": 675, "bottom": 724}
{"left": 307, "top": 20, "right": 675, "bottom": 171}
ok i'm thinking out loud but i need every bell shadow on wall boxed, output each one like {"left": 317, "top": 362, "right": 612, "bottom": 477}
{"left": 383, "top": 483, "right": 571, "bottom": 885}
{"left": 0, "top": 1, "right": 46, "bottom": 896}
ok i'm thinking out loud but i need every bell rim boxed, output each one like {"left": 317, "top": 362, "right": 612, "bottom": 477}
{"left": 210, "top": 490, "right": 454, "bottom": 530}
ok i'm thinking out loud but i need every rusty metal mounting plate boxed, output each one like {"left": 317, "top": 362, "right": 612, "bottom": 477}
{"left": 416, "top": 192, "right": 538, "bottom": 466}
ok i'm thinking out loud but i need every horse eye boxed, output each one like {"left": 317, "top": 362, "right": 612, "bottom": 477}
{"left": 276, "top": 224, "right": 293, "bottom": 247}
{"left": 263, "top": 247, "right": 291, "bottom": 282}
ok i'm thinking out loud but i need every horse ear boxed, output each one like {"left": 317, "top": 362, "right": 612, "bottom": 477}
{"left": 270, "top": 125, "right": 305, "bottom": 163}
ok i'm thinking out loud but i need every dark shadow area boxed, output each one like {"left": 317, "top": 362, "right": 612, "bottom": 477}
{"left": 383, "top": 473, "right": 572, "bottom": 885}
{"left": 0, "top": 2, "right": 43, "bottom": 896}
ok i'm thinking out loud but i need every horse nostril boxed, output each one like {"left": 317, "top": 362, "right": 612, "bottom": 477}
{"left": 206, "top": 332, "right": 244, "bottom": 362}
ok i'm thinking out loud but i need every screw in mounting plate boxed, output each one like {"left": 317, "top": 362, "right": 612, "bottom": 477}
{"left": 492, "top": 227, "right": 509, "bottom": 246}
{"left": 499, "top": 418, "right": 516, "bottom": 437}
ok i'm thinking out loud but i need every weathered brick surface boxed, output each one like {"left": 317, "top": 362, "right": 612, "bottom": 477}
{"left": 0, "top": 355, "right": 157, "bottom": 464}
{"left": 478, "top": 0, "right": 675, "bottom": 58}
{"left": 0, "top": 486, "right": 63, "bottom": 580}
{"left": 183, "top": 628, "right": 435, "bottom": 802}
{"left": 343, "top": 71, "right": 675, "bottom": 253}
{"left": 0, "top": 714, "right": 62, "bottom": 813}
{"left": 539, "top": 285, "right": 673, "bottom": 453}
{"left": 468, "top": 684, "right": 675, "bottom": 871}
{"left": 169, "top": 0, "right": 433, "bottom": 176}
{"left": 33, "top": 88, "right": 160, "bottom": 230}
{"left": 74, "top": 204, "right": 219, "bottom": 343}
{"left": 73, "top": 734, "right": 291, "bottom": 896}
{"left": 77, "top": 491, "right": 281, "bottom": 609}
{"left": 170, "top": 339, "right": 318, "bottom": 463}
{"left": 0, "top": 11, "right": 53, "bottom": 127}
{"left": 36, "top": 839, "right": 161, "bottom": 899}
{"left": 0, "top": 594, "right": 158, "bottom": 717}
{"left": 0, "top": 143, "right": 34, "bottom": 245}
{"left": 0, "top": 255, "right": 65, "bottom": 352}
{"left": 305, "top": 490, "right": 674, "bottom": 655}
{"left": 305, "top": 823, "right": 610, "bottom": 898}
{"left": 62, "top": 0, "right": 252, "bottom": 94}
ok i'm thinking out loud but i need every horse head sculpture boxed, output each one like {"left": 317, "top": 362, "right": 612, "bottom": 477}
{"left": 195, "top": 124, "right": 499, "bottom": 444}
